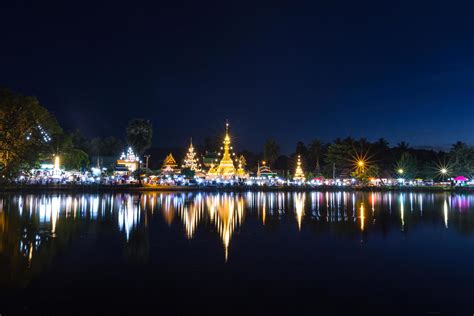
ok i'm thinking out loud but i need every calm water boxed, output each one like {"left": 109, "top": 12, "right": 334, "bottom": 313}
{"left": 0, "top": 191, "right": 473, "bottom": 314}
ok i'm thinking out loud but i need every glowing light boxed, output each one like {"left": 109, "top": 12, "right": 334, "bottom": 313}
{"left": 360, "top": 203, "right": 365, "bottom": 231}
{"left": 54, "top": 155, "right": 60, "bottom": 171}
{"left": 294, "top": 193, "right": 305, "bottom": 230}
{"left": 443, "top": 199, "right": 448, "bottom": 229}
{"left": 293, "top": 155, "right": 305, "bottom": 181}
{"left": 182, "top": 138, "right": 201, "bottom": 171}
{"left": 398, "top": 168, "right": 404, "bottom": 174}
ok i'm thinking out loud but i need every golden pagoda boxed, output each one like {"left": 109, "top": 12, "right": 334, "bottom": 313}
{"left": 293, "top": 155, "right": 305, "bottom": 181}
{"left": 161, "top": 153, "right": 179, "bottom": 174}
{"left": 207, "top": 121, "right": 238, "bottom": 179}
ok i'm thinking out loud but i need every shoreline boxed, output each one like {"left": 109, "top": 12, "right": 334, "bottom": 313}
{"left": 0, "top": 184, "right": 472, "bottom": 193}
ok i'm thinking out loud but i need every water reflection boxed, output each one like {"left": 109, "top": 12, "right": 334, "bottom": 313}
{"left": 3, "top": 191, "right": 474, "bottom": 286}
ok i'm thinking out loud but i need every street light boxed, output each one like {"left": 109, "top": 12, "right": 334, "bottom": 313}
{"left": 441, "top": 168, "right": 447, "bottom": 175}
{"left": 398, "top": 168, "right": 404, "bottom": 175}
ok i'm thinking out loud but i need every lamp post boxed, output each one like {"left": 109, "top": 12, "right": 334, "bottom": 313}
{"left": 144, "top": 155, "right": 150, "bottom": 170}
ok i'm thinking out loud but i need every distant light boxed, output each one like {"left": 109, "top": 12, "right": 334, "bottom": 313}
{"left": 398, "top": 168, "right": 404, "bottom": 174}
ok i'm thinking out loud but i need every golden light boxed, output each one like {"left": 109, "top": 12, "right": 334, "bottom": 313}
{"left": 398, "top": 168, "right": 404, "bottom": 174}
{"left": 360, "top": 203, "right": 365, "bottom": 231}
{"left": 351, "top": 149, "right": 373, "bottom": 174}
{"left": 54, "top": 155, "right": 60, "bottom": 171}
{"left": 441, "top": 168, "right": 447, "bottom": 174}
{"left": 262, "top": 160, "right": 266, "bottom": 165}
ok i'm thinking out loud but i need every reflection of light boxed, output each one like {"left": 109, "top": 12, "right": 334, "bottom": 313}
{"left": 51, "top": 196, "right": 60, "bottom": 234}
{"left": 360, "top": 203, "right": 365, "bottom": 231}
{"left": 371, "top": 193, "right": 375, "bottom": 214}
{"left": 180, "top": 195, "right": 203, "bottom": 239}
{"left": 294, "top": 193, "right": 305, "bottom": 231}
{"left": 444, "top": 199, "right": 448, "bottom": 229}
{"left": 162, "top": 195, "right": 175, "bottom": 225}
{"left": 118, "top": 197, "right": 140, "bottom": 241}
{"left": 207, "top": 194, "right": 244, "bottom": 262}
{"left": 400, "top": 195, "right": 405, "bottom": 231}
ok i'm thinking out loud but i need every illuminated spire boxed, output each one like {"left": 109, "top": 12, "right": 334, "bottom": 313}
{"left": 208, "top": 121, "right": 237, "bottom": 178}
{"left": 293, "top": 155, "right": 305, "bottom": 181}
{"left": 182, "top": 138, "right": 201, "bottom": 171}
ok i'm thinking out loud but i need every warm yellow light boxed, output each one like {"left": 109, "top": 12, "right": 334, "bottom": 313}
{"left": 441, "top": 168, "right": 447, "bottom": 174}
{"left": 262, "top": 160, "right": 266, "bottom": 165}
{"left": 54, "top": 155, "right": 60, "bottom": 171}
{"left": 398, "top": 168, "right": 404, "bottom": 174}
{"left": 358, "top": 160, "right": 364, "bottom": 167}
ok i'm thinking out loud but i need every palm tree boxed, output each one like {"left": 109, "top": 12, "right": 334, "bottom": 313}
{"left": 396, "top": 141, "right": 410, "bottom": 151}
{"left": 263, "top": 139, "right": 280, "bottom": 167}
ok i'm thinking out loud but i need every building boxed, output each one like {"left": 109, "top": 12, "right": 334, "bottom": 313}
{"left": 207, "top": 121, "right": 248, "bottom": 179}
{"left": 161, "top": 153, "right": 179, "bottom": 174}
{"left": 114, "top": 147, "right": 139, "bottom": 176}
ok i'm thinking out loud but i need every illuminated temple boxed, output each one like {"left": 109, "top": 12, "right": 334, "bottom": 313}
{"left": 207, "top": 121, "right": 248, "bottom": 179}
{"left": 293, "top": 155, "right": 305, "bottom": 181}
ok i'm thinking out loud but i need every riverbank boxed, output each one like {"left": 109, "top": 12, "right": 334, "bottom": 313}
{"left": 0, "top": 184, "right": 473, "bottom": 193}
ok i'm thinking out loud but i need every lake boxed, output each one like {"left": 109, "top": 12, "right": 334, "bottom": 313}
{"left": 0, "top": 191, "right": 473, "bottom": 315}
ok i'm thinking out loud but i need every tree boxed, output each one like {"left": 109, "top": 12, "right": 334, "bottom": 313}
{"left": 448, "top": 141, "right": 474, "bottom": 177}
{"left": 295, "top": 141, "right": 308, "bottom": 156}
{"left": 181, "top": 167, "right": 195, "bottom": 179}
{"left": 88, "top": 136, "right": 124, "bottom": 157}
{"left": 351, "top": 164, "right": 379, "bottom": 184}
{"left": 325, "top": 139, "right": 353, "bottom": 177}
{"left": 0, "top": 88, "right": 61, "bottom": 179}
{"left": 263, "top": 139, "right": 280, "bottom": 167}
{"left": 395, "top": 152, "right": 417, "bottom": 179}
{"left": 46, "top": 133, "right": 89, "bottom": 170}
{"left": 126, "top": 119, "right": 153, "bottom": 156}
{"left": 396, "top": 141, "right": 410, "bottom": 151}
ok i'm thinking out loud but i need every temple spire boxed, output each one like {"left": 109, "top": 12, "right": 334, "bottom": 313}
{"left": 183, "top": 138, "right": 200, "bottom": 171}
{"left": 293, "top": 155, "right": 305, "bottom": 181}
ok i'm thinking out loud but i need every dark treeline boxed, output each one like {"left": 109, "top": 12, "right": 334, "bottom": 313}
{"left": 1, "top": 87, "right": 474, "bottom": 181}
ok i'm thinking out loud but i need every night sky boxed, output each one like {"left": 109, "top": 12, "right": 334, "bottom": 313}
{"left": 1, "top": 0, "right": 473, "bottom": 153}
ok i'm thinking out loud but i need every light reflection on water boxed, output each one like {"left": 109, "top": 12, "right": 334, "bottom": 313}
{"left": 2, "top": 191, "right": 474, "bottom": 287}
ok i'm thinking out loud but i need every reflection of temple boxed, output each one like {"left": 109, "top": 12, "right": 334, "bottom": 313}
{"left": 207, "top": 122, "right": 248, "bottom": 179}
{"left": 4, "top": 191, "right": 474, "bottom": 275}
{"left": 294, "top": 193, "right": 305, "bottom": 230}
{"left": 206, "top": 194, "right": 244, "bottom": 261}
{"left": 179, "top": 194, "right": 204, "bottom": 239}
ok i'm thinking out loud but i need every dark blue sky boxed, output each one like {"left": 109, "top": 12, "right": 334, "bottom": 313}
{"left": 1, "top": 0, "right": 473, "bottom": 153}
